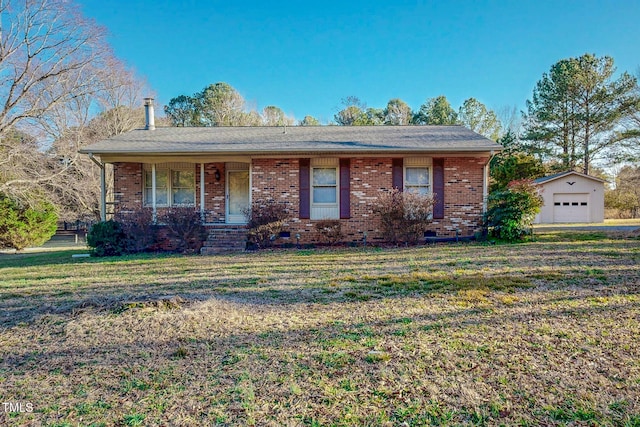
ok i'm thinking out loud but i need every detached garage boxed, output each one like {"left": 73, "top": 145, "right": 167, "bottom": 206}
{"left": 534, "top": 171, "right": 605, "bottom": 224}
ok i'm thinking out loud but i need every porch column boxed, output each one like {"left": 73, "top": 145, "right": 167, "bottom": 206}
{"left": 152, "top": 163, "right": 157, "bottom": 222}
{"left": 200, "top": 163, "right": 205, "bottom": 222}
{"left": 100, "top": 165, "right": 106, "bottom": 221}
{"left": 88, "top": 153, "right": 106, "bottom": 222}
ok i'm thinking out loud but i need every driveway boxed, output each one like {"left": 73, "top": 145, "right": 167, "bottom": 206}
{"left": 534, "top": 225, "right": 640, "bottom": 232}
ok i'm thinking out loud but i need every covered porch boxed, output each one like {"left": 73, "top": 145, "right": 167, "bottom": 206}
{"left": 105, "top": 159, "right": 252, "bottom": 226}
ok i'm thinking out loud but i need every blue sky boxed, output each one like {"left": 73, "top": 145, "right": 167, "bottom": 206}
{"left": 78, "top": 0, "right": 640, "bottom": 124}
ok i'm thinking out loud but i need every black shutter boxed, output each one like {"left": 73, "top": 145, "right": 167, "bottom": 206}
{"left": 299, "top": 159, "right": 310, "bottom": 219}
{"left": 432, "top": 158, "right": 445, "bottom": 219}
{"left": 392, "top": 158, "right": 403, "bottom": 190}
{"left": 340, "top": 158, "right": 350, "bottom": 219}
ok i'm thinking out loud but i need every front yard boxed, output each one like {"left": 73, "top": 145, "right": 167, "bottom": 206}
{"left": 0, "top": 231, "right": 639, "bottom": 426}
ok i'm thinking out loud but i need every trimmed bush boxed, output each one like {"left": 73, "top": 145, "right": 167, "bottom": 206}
{"left": 484, "top": 179, "right": 543, "bottom": 242}
{"left": 87, "top": 220, "right": 127, "bottom": 256}
{"left": 314, "top": 219, "right": 343, "bottom": 245}
{"left": 244, "top": 199, "right": 289, "bottom": 249}
{"left": 0, "top": 194, "right": 57, "bottom": 251}
{"left": 374, "top": 189, "right": 435, "bottom": 245}
{"left": 115, "top": 208, "right": 158, "bottom": 253}
{"left": 158, "top": 207, "right": 207, "bottom": 254}
{"left": 89, "top": 208, "right": 206, "bottom": 256}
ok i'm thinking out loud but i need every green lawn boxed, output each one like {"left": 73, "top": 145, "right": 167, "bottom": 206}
{"left": 1, "top": 230, "right": 639, "bottom": 426}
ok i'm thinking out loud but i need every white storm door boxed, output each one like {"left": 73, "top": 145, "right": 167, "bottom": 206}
{"left": 227, "top": 170, "right": 250, "bottom": 224}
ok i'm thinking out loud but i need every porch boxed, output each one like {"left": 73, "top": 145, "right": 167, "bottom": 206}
{"left": 111, "top": 161, "right": 251, "bottom": 226}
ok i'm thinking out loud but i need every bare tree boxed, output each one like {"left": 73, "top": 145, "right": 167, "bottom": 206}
{"left": 384, "top": 98, "right": 413, "bottom": 125}
{"left": 0, "top": 0, "right": 111, "bottom": 135}
{"left": 0, "top": 0, "right": 115, "bottom": 198}
{"left": 0, "top": 1, "right": 151, "bottom": 222}
{"left": 262, "top": 105, "right": 295, "bottom": 126}
{"left": 44, "top": 60, "right": 149, "bottom": 220}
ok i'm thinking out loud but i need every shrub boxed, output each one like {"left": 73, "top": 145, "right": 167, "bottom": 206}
{"left": 484, "top": 179, "right": 543, "bottom": 242}
{"left": 314, "top": 219, "right": 343, "bottom": 245}
{"left": 373, "top": 189, "right": 435, "bottom": 245}
{"left": 89, "top": 208, "right": 206, "bottom": 256}
{"left": 115, "top": 208, "right": 158, "bottom": 253}
{"left": 158, "top": 207, "right": 207, "bottom": 254}
{"left": 0, "top": 194, "right": 58, "bottom": 251}
{"left": 87, "top": 220, "right": 128, "bottom": 256}
{"left": 244, "top": 199, "right": 289, "bottom": 248}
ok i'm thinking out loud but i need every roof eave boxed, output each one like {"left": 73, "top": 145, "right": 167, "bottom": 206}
{"left": 79, "top": 146, "right": 502, "bottom": 156}
{"left": 534, "top": 170, "right": 607, "bottom": 185}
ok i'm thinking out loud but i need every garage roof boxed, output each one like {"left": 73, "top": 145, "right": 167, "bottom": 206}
{"left": 534, "top": 170, "right": 607, "bottom": 185}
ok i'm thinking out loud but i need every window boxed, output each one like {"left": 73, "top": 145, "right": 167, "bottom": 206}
{"left": 171, "top": 170, "right": 195, "bottom": 205}
{"left": 313, "top": 168, "right": 337, "bottom": 204}
{"left": 144, "top": 165, "right": 195, "bottom": 207}
{"left": 144, "top": 169, "right": 168, "bottom": 206}
{"left": 405, "top": 167, "right": 430, "bottom": 194}
{"left": 309, "top": 159, "right": 340, "bottom": 219}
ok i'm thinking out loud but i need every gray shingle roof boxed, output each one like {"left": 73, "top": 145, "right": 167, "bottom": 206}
{"left": 534, "top": 170, "right": 607, "bottom": 184}
{"left": 79, "top": 125, "right": 503, "bottom": 156}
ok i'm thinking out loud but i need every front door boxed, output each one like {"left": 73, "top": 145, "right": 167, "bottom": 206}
{"left": 227, "top": 170, "right": 250, "bottom": 223}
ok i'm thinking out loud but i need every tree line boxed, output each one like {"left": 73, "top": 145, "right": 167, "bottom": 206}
{"left": 165, "top": 86, "right": 504, "bottom": 140}
{"left": 166, "top": 53, "right": 639, "bottom": 179}
{"left": 165, "top": 58, "right": 640, "bottom": 218}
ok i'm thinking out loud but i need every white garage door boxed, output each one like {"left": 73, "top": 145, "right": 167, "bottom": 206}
{"left": 553, "top": 193, "right": 589, "bottom": 223}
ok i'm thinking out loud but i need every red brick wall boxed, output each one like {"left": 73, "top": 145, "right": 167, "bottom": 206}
{"left": 113, "top": 162, "right": 143, "bottom": 211}
{"left": 201, "top": 163, "right": 226, "bottom": 224}
{"left": 251, "top": 157, "right": 488, "bottom": 244}
{"left": 114, "top": 157, "right": 487, "bottom": 244}
{"left": 433, "top": 157, "right": 488, "bottom": 237}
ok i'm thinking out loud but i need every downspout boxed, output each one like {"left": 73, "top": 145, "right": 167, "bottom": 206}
{"left": 483, "top": 150, "right": 497, "bottom": 215}
{"left": 88, "top": 153, "right": 106, "bottom": 222}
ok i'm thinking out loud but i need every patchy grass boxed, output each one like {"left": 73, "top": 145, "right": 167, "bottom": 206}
{"left": 0, "top": 230, "right": 639, "bottom": 425}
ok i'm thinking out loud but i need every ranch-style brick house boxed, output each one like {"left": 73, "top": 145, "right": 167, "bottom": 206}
{"left": 80, "top": 100, "right": 503, "bottom": 252}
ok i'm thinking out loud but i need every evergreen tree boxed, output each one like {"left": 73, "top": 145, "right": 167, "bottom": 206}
{"left": 523, "top": 54, "right": 639, "bottom": 174}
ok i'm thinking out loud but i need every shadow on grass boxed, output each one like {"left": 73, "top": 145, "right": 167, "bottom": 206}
{"left": 0, "top": 250, "right": 184, "bottom": 269}
{"left": 1, "top": 236, "right": 639, "bottom": 328}
{"left": 2, "top": 290, "right": 639, "bottom": 426}
{"left": 2, "top": 262, "right": 639, "bottom": 329}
